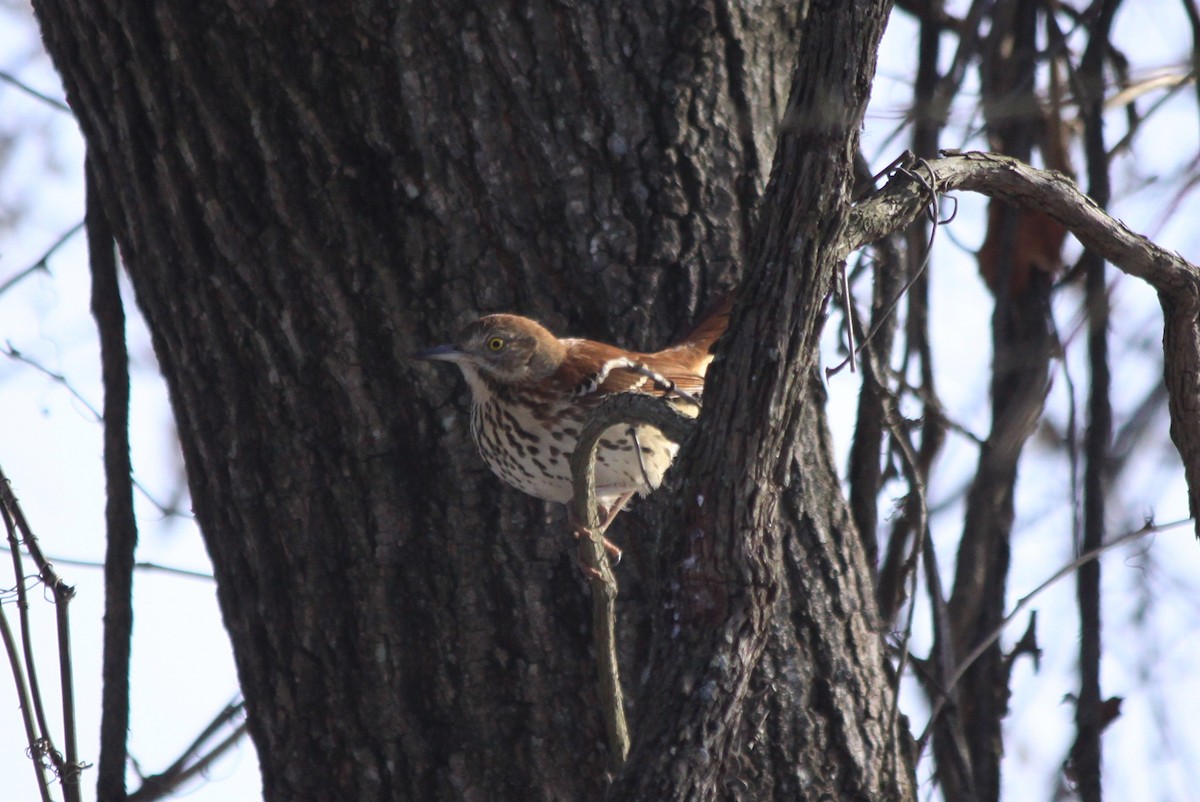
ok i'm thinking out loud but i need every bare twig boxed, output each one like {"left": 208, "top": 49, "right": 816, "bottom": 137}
{"left": 1, "top": 345, "right": 186, "bottom": 520}
{"left": 828, "top": 157, "right": 946, "bottom": 378}
{"left": 919, "top": 519, "right": 966, "bottom": 770}
{"left": 54, "top": 580, "right": 82, "bottom": 802}
{"left": 882, "top": 364, "right": 984, "bottom": 446}
{"left": 1, "top": 466, "right": 86, "bottom": 799}
{"left": 0, "top": 546, "right": 213, "bottom": 581}
{"left": 2, "top": 493, "right": 64, "bottom": 781}
{"left": 836, "top": 260, "right": 857, "bottom": 373}
{"left": 128, "top": 722, "right": 248, "bottom": 802}
{"left": 2, "top": 345, "right": 102, "bottom": 418}
{"left": 0, "top": 221, "right": 85, "bottom": 298}
{"left": 879, "top": 393, "right": 927, "bottom": 736}
{"left": 1178, "top": 0, "right": 1200, "bottom": 126}
{"left": 127, "top": 699, "right": 248, "bottom": 802}
{"left": 1106, "top": 71, "right": 1194, "bottom": 158}
{"left": 845, "top": 166, "right": 901, "bottom": 571}
{"left": 916, "top": 516, "right": 1193, "bottom": 754}
{"left": 0, "top": 70, "right": 71, "bottom": 113}
{"left": 0, "top": 551, "right": 54, "bottom": 802}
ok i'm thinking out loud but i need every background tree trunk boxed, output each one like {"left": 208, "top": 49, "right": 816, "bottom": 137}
{"left": 29, "top": 1, "right": 913, "bottom": 799}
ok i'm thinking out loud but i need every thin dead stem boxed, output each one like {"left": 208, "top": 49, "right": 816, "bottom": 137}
{"left": 1, "top": 464, "right": 86, "bottom": 802}
{"left": 916, "top": 516, "right": 1192, "bottom": 755}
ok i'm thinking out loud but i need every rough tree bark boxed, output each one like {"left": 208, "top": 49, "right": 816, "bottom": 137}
{"left": 29, "top": 1, "right": 920, "bottom": 800}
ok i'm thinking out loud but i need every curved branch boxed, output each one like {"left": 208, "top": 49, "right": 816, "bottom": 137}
{"left": 568, "top": 394, "right": 695, "bottom": 769}
{"left": 846, "top": 150, "right": 1200, "bottom": 536}
{"left": 847, "top": 151, "right": 1198, "bottom": 291}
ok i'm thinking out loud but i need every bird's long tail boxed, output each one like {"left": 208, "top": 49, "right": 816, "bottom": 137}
{"left": 674, "top": 292, "right": 733, "bottom": 354}
{"left": 655, "top": 292, "right": 734, "bottom": 377}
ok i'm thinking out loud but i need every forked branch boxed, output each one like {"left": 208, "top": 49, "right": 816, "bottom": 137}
{"left": 0, "top": 465, "right": 84, "bottom": 802}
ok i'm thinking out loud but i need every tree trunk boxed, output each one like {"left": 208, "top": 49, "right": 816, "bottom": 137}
{"left": 32, "top": 0, "right": 910, "bottom": 799}
{"left": 612, "top": 1, "right": 910, "bottom": 798}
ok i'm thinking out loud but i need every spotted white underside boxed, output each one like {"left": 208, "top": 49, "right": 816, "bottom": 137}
{"left": 461, "top": 366, "right": 682, "bottom": 506}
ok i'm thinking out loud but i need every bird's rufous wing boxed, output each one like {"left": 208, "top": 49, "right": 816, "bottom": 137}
{"left": 552, "top": 341, "right": 705, "bottom": 400}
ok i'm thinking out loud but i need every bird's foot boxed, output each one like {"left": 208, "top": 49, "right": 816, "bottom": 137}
{"left": 571, "top": 519, "right": 622, "bottom": 565}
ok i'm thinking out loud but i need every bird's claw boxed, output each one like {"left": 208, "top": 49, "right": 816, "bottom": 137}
{"left": 572, "top": 523, "right": 623, "bottom": 564}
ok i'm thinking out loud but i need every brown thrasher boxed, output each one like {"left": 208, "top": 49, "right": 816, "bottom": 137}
{"left": 417, "top": 298, "right": 731, "bottom": 519}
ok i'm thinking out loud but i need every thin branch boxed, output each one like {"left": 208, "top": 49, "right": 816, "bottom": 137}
{"left": 0, "top": 70, "right": 72, "bottom": 113}
{"left": 845, "top": 150, "right": 1200, "bottom": 293}
{"left": 90, "top": 148, "right": 139, "bottom": 802}
{"left": 1180, "top": 0, "right": 1200, "bottom": 125}
{"left": 0, "top": 468, "right": 66, "bottom": 583}
{"left": 828, "top": 158, "right": 946, "bottom": 378}
{"left": 2, "top": 345, "right": 101, "bottom": 418}
{"left": 916, "top": 516, "right": 1193, "bottom": 754}
{"left": 153, "top": 699, "right": 244, "bottom": 778}
{"left": 54, "top": 577, "right": 82, "bottom": 802}
{"left": 1107, "top": 382, "right": 1169, "bottom": 480}
{"left": 844, "top": 168, "right": 901, "bottom": 572}
{"left": 127, "top": 700, "right": 248, "bottom": 802}
{"left": 880, "top": 363, "right": 977, "bottom": 797}
{"left": 883, "top": 365, "right": 985, "bottom": 446}
{"left": 879, "top": 394, "right": 927, "bottom": 731}
{"left": 2, "top": 493, "right": 63, "bottom": 779}
{"left": 1, "top": 346, "right": 187, "bottom": 521}
{"left": 128, "top": 723, "right": 248, "bottom": 802}
{"left": 919, "top": 515, "right": 966, "bottom": 769}
{"left": 0, "top": 221, "right": 85, "bottom": 299}
{"left": 1, "top": 468, "right": 83, "bottom": 795}
{"left": 0, "top": 539, "right": 54, "bottom": 802}
{"left": 0, "top": 546, "right": 213, "bottom": 581}
{"left": 1106, "top": 71, "right": 1194, "bottom": 158}
{"left": 836, "top": 261, "right": 857, "bottom": 373}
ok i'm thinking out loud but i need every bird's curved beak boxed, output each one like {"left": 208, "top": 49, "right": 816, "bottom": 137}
{"left": 414, "top": 344, "right": 467, "bottom": 363}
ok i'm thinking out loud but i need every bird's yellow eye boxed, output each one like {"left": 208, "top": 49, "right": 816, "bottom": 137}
{"left": 487, "top": 337, "right": 505, "bottom": 352}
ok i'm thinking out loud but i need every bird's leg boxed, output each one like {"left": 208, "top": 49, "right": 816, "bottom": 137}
{"left": 596, "top": 491, "right": 635, "bottom": 536}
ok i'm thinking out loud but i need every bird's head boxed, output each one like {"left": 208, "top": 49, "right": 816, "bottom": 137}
{"left": 415, "top": 314, "right": 566, "bottom": 388}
